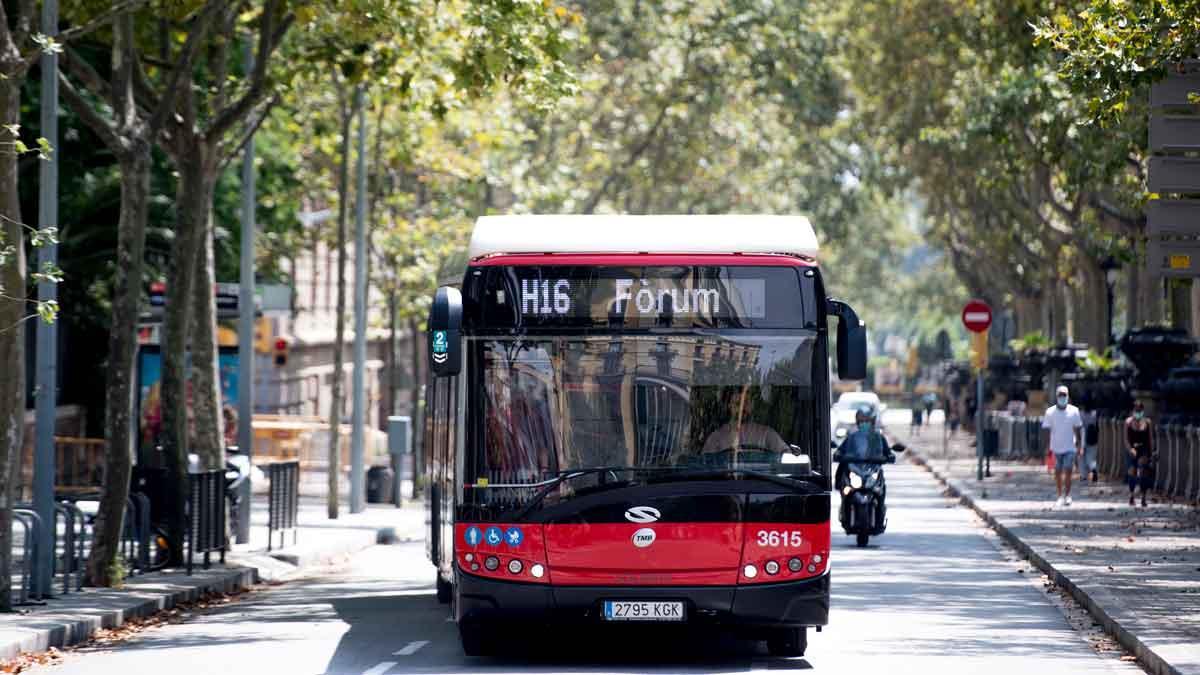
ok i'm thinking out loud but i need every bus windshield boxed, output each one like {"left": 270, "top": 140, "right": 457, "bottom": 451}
{"left": 470, "top": 332, "right": 823, "bottom": 486}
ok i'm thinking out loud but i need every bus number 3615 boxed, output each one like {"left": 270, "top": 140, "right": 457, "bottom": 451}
{"left": 756, "top": 530, "right": 803, "bottom": 547}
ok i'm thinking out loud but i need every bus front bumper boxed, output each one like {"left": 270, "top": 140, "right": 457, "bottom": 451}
{"left": 454, "top": 567, "right": 829, "bottom": 629}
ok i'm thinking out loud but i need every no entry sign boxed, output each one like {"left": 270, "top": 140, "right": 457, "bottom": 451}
{"left": 962, "top": 300, "right": 992, "bottom": 333}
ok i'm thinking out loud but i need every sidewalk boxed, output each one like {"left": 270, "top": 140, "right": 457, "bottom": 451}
{"left": 0, "top": 494, "right": 425, "bottom": 662}
{"left": 892, "top": 419, "right": 1200, "bottom": 675}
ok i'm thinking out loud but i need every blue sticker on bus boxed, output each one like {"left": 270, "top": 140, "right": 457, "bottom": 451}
{"left": 432, "top": 330, "right": 448, "bottom": 354}
{"left": 505, "top": 527, "right": 524, "bottom": 547}
{"left": 464, "top": 526, "right": 482, "bottom": 547}
{"left": 484, "top": 526, "right": 503, "bottom": 546}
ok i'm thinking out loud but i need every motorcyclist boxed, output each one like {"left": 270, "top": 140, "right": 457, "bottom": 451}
{"left": 833, "top": 403, "right": 895, "bottom": 498}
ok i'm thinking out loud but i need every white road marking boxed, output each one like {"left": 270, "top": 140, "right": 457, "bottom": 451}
{"left": 361, "top": 662, "right": 397, "bottom": 675}
{"left": 393, "top": 641, "right": 430, "bottom": 656}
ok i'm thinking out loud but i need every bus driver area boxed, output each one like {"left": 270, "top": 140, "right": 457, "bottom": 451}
{"left": 424, "top": 215, "right": 868, "bottom": 658}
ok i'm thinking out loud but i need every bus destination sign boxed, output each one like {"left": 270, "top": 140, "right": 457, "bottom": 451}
{"left": 475, "top": 266, "right": 811, "bottom": 329}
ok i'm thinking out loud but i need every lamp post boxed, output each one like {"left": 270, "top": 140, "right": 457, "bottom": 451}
{"left": 1100, "top": 256, "right": 1120, "bottom": 347}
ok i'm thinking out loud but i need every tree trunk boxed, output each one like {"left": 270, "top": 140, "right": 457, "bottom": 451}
{"left": 1075, "top": 257, "right": 1107, "bottom": 350}
{"left": 328, "top": 92, "right": 355, "bottom": 520}
{"left": 0, "top": 76, "right": 25, "bottom": 612}
{"left": 408, "top": 315, "right": 424, "bottom": 497}
{"left": 88, "top": 147, "right": 151, "bottom": 586}
{"left": 159, "top": 152, "right": 211, "bottom": 565}
{"left": 384, "top": 291, "right": 397, "bottom": 423}
{"left": 189, "top": 206, "right": 223, "bottom": 470}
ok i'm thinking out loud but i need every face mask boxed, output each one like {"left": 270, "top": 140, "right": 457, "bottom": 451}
{"left": 1134, "top": 411, "right": 1145, "bottom": 420}
{"left": 1056, "top": 396, "right": 1068, "bottom": 408}
{"left": 857, "top": 422, "right": 872, "bottom": 433}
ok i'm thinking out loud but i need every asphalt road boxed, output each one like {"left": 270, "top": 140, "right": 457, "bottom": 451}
{"left": 36, "top": 460, "right": 1139, "bottom": 675}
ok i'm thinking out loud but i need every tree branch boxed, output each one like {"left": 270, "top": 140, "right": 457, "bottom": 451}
{"left": 62, "top": 48, "right": 115, "bottom": 105}
{"left": 58, "top": 71, "right": 122, "bottom": 152}
{"left": 59, "top": 0, "right": 152, "bottom": 44}
{"left": 205, "top": 4, "right": 295, "bottom": 144}
{"left": 217, "top": 94, "right": 278, "bottom": 171}
{"left": 148, "top": 0, "right": 224, "bottom": 135}
{"left": 15, "top": 0, "right": 35, "bottom": 47}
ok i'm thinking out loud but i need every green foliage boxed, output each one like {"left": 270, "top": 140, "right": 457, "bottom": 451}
{"left": 1033, "top": 1, "right": 1200, "bottom": 124}
{"left": 1009, "top": 330, "right": 1053, "bottom": 354}
{"left": 1076, "top": 347, "right": 1119, "bottom": 373}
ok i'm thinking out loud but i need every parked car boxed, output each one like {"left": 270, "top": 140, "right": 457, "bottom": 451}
{"left": 831, "top": 391, "right": 887, "bottom": 441}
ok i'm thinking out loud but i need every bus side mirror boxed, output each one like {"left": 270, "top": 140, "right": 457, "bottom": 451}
{"left": 429, "top": 286, "right": 463, "bottom": 377}
{"left": 828, "top": 299, "right": 867, "bottom": 381}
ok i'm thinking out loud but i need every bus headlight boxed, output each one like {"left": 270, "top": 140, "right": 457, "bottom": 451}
{"left": 507, "top": 559, "right": 523, "bottom": 574}
{"left": 530, "top": 564, "right": 545, "bottom": 578}
{"left": 788, "top": 557, "right": 803, "bottom": 572}
{"left": 484, "top": 556, "right": 499, "bottom": 571}
{"left": 743, "top": 564, "right": 758, "bottom": 579}
{"left": 812, "top": 553, "right": 823, "bottom": 564}
{"left": 764, "top": 560, "right": 780, "bottom": 575}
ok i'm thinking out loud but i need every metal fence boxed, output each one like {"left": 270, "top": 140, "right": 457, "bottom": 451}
{"left": 1097, "top": 417, "right": 1200, "bottom": 502}
{"left": 986, "top": 412, "right": 1200, "bottom": 502}
{"left": 187, "top": 470, "right": 227, "bottom": 575}
{"left": 267, "top": 461, "right": 300, "bottom": 552}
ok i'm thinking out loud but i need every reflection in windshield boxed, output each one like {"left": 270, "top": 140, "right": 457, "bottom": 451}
{"left": 472, "top": 333, "right": 820, "bottom": 488}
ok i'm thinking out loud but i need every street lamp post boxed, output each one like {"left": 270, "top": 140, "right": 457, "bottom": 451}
{"left": 1100, "top": 256, "right": 1120, "bottom": 347}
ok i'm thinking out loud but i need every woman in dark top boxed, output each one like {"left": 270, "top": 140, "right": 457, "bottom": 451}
{"left": 1125, "top": 402, "right": 1154, "bottom": 507}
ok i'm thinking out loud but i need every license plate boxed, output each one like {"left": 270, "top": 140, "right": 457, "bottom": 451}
{"left": 602, "top": 600, "right": 685, "bottom": 622}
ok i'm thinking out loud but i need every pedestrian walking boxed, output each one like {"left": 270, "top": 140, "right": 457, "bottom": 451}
{"left": 910, "top": 404, "right": 923, "bottom": 436}
{"left": 922, "top": 391, "right": 936, "bottom": 423}
{"left": 1042, "top": 385, "right": 1083, "bottom": 508}
{"left": 1125, "top": 401, "right": 1154, "bottom": 507}
{"left": 1079, "top": 405, "right": 1099, "bottom": 484}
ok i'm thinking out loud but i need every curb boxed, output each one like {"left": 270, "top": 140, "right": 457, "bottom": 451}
{"left": 0, "top": 517, "right": 408, "bottom": 662}
{"left": 0, "top": 567, "right": 256, "bottom": 662}
{"left": 908, "top": 449, "right": 1183, "bottom": 675}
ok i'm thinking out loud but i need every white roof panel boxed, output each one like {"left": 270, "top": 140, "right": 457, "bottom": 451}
{"left": 467, "top": 215, "right": 819, "bottom": 259}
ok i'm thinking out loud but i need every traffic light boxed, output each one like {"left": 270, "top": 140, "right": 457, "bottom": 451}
{"left": 254, "top": 317, "right": 273, "bottom": 354}
{"left": 274, "top": 337, "right": 289, "bottom": 367}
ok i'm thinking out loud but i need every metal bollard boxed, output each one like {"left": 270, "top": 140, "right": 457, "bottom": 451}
{"left": 13, "top": 509, "right": 44, "bottom": 602}
{"left": 53, "top": 504, "right": 74, "bottom": 595}
{"left": 56, "top": 501, "right": 87, "bottom": 591}
{"left": 10, "top": 512, "right": 34, "bottom": 605}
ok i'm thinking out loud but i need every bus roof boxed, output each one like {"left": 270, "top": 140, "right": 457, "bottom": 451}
{"left": 467, "top": 215, "right": 819, "bottom": 260}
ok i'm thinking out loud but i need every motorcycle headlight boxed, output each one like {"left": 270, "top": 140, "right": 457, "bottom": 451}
{"left": 849, "top": 472, "right": 863, "bottom": 489}
{"left": 863, "top": 472, "right": 878, "bottom": 488}
{"left": 835, "top": 427, "right": 848, "bottom": 439}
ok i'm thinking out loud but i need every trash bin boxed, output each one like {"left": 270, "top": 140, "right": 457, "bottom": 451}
{"left": 366, "top": 466, "right": 395, "bottom": 504}
{"left": 981, "top": 428, "right": 999, "bottom": 457}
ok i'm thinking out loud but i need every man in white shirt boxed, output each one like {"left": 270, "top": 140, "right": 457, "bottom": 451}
{"left": 1042, "top": 385, "right": 1083, "bottom": 507}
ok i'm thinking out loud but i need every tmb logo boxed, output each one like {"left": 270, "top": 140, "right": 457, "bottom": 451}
{"left": 624, "top": 506, "right": 661, "bottom": 523}
{"left": 631, "top": 528, "right": 656, "bottom": 548}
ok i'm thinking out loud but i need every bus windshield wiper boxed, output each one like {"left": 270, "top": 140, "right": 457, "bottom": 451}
{"left": 511, "top": 466, "right": 666, "bottom": 519}
{"left": 646, "top": 467, "right": 815, "bottom": 492}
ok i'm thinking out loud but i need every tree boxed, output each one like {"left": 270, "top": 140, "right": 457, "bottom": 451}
{"left": 58, "top": 2, "right": 212, "bottom": 585}
{"left": 0, "top": 0, "right": 144, "bottom": 608}
{"left": 275, "top": 0, "right": 577, "bottom": 516}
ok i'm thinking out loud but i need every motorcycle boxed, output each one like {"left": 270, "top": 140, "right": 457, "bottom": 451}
{"left": 835, "top": 441, "right": 905, "bottom": 548}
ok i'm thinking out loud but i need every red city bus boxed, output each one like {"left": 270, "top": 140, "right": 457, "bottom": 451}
{"left": 423, "top": 215, "right": 867, "bottom": 657}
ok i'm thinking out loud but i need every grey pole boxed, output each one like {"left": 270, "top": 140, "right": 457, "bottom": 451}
{"left": 350, "top": 85, "right": 368, "bottom": 513}
{"left": 235, "top": 41, "right": 257, "bottom": 543}
{"left": 976, "top": 371, "right": 985, "bottom": 481}
{"left": 33, "top": 0, "right": 59, "bottom": 598}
